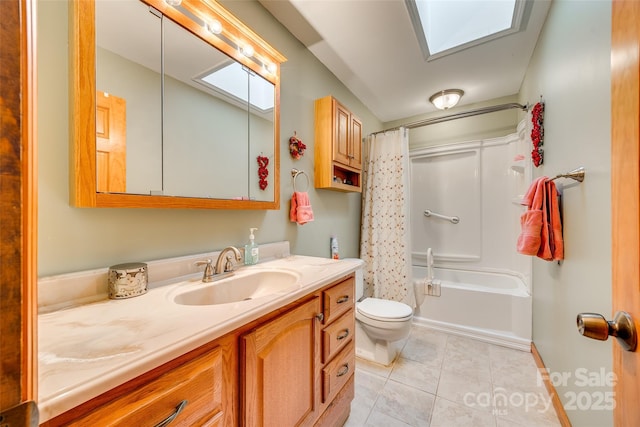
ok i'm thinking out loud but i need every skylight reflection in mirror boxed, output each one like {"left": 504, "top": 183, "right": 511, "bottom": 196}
{"left": 198, "top": 62, "right": 274, "bottom": 113}
{"left": 409, "top": 0, "right": 525, "bottom": 59}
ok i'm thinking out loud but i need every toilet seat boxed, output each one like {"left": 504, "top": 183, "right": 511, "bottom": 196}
{"left": 357, "top": 297, "right": 413, "bottom": 322}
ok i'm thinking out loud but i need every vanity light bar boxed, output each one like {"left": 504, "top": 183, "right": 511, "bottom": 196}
{"left": 150, "top": 0, "right": 285, "bottom": 83}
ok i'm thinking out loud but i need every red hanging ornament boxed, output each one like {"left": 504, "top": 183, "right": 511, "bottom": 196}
{"left": 289, "top": 132, "right": 306, "bottom": 160}
{"left": 257, "top": 156, "right": 269, "bottom": 190}
{"left": 530, "top": 102, "right": 544, "bottom": 167}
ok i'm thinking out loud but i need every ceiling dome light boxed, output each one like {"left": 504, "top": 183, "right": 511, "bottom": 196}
{"left": 429, "top": 89, "right": 464, "bottom": 110}
{"left": 164, "top": 0, "right": 182, "bottom": 6}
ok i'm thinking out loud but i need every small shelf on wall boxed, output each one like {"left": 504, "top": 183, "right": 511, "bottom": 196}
{"left": 510, "top": 159, "right": 526, "bottom": 173}
{"left": 325, "top": 164, "right": 361, "bottom": 192}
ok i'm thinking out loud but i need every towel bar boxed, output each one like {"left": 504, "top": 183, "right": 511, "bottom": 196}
{"left": 292, "top": 169, "right": 310, "bottom": 192}
{"left": 550, "top": 167, "right": 585, "bottom": 182}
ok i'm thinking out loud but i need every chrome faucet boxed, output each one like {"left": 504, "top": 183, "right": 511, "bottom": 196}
{"left": 214, "top": 246, "right": 243, "bottom": 275}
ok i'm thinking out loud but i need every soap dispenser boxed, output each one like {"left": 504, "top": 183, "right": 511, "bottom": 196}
{"left": 244, "top": 228, "right": 259, "bottom": 265}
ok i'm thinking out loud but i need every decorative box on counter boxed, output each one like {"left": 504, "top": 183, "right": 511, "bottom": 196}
{"left": 108, "top": 262, "right": 148, "bottom": 299}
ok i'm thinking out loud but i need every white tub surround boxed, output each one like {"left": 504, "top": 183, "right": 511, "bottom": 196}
{"left": 37, "top": 243, "right": 361, "bottom": 423}
{"left": 413, "top": 266, "right": 532, "bottom": 351}
{"left": 409, "top": 124, "right": 532, "bottom": 291}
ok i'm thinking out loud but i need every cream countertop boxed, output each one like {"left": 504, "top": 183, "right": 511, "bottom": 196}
{"left": 38, "top": 255, "right": 361, "bottom": 423}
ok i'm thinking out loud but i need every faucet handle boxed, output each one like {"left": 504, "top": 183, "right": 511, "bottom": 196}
{"left": 195, "top": 259, "right": 214, "bottom": 282}
{"left": 222, "top": 253, "right": 238, "bottom": 273}
{"left": 195, "top": 258, "right": 212, "bottom": 267}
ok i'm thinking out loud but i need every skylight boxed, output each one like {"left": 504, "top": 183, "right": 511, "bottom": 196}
{"left": 407, "top": 0, "right": 526, "bottom": 60}
{"left": 198, "top": 61, "right": 274, "bottom": 112}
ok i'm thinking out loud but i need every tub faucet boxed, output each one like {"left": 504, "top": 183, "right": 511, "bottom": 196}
{"left": 426, "top": 248, "right": 434, "bottom": 283}
{"left": 215, "top": 246, "right": 243, "bottom": 275}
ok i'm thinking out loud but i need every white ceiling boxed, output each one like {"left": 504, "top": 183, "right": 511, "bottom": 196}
{"left": 258, "top": 0, "right": 552, "bottom": 122}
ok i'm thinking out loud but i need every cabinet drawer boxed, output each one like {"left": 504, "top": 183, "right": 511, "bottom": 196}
{"left": 323, "top": 277, "right": 354, "bottom": 324}
{"left": 322, "top": 308, "right": 354, "bottom": 363}
{"left": 322, "top": 341, "right": 355, "bottom": 404}
{"left": 72, "top": 348, "right": 224, "bottom": 427}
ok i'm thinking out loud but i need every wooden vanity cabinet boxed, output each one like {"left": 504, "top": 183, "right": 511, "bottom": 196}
{"left": 241, "top": 297, "right": 322, "bottom": 426}
{"left": 241, "top": 275, "right": 355, "bottom": 427}
{"left": 314, "top": 96, "right": 363, "bottom": 193}
{"left": 42, "top": 274, "right": 355, "bottom": 427}
{"left": 41, "top": 334, "right": 237, "bottom": 427}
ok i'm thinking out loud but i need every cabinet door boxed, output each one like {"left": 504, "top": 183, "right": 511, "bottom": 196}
{"left": 350, "top": 115, "right": 362, "bottom": 169}
{"left": 242, "top": 297, "right": 322, "bottom": 427}
{"left": 332, "top": 101, "right": 352, "bottom": 166}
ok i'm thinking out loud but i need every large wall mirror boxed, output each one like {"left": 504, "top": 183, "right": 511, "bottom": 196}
{"left": 70, "top": 0, "right": 286, "bottom": 209}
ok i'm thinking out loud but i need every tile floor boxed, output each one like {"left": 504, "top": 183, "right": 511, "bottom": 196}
{"left": 344, "top": 326, "right": 562, "bottom": 427}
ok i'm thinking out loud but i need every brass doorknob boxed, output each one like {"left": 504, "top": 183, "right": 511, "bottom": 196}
{"left": 577, "top": 311, "right": 637, "bottom": 351}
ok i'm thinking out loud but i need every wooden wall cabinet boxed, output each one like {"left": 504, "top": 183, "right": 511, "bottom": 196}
{"left": 314, "top": 96, "right": 363, "bottom": 192}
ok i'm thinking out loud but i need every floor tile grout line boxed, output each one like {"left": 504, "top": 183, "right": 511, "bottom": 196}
{"left": 350, "top": 327, "right": 562, "bottom": 427}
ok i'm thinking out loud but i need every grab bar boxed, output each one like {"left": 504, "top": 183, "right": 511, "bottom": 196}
{"left": 424, "top": 209, "right": 460, "bottom": 224}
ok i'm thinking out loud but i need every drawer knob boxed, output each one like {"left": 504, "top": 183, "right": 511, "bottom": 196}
{"left": 336, "top": 363, "right": 349, "bottom": 377}
{"left": 154, "top": 400, "right": 188, "bottom": 427}
{"left": 315, "top": 313, "right": 324, "bottom": 322}
{"left": 337, "top": 295, "right": 350, "bottom": 304}
{"left": 337, "top": 329, "right": 350, "bottom": 341}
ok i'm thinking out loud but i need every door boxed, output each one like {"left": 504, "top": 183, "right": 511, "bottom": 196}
{"left": 0, "top": 0, "right": 38, "bottom": 423}
{"left": 241, "top": 297, "right": 321, "bottom": 427}
{"left": 611, "top": 0, "right": 640, "bottom": 424}
{"left": 333, "top": 100, "right": 351, "bottom": 167}
{"left": 96, "top": 90, "right": 127, "bottom": 193}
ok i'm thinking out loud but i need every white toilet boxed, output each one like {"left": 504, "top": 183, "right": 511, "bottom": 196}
{"left": 353, "top": 263, "right": 425, "bottom": 366}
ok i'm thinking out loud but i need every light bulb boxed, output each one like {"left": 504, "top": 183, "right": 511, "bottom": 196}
{"left": 205, "top": 20, "right": 222, "bottom": 35}
{"left": 240, "top": 44, "right": 254, "bottom": 58}
{"left": 263, "top": 62, "right": 277, "bottom": 75}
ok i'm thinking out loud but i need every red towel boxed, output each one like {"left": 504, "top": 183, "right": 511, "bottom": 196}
{"left": 517, "top": 177, "right": 564, "bottom": 261}
{"left": 290, "top": 192, "right": 314, "bottom": 225}
{"left": 517, "top": 177, "right": 545, "bottom": 256}
{"left": 546, "top": 180, "right": 564, "bottom": 260}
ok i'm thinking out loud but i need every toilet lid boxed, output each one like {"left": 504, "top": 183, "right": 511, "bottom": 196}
{"left": 357, "top": 297, "right": 413, "bottom": 321}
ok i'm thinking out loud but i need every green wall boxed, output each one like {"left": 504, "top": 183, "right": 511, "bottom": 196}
{"left": 519, "top": 0, "right": 612, "bottom": 425}
{"left": 37, "top": 0, "right": 382, "bottom": 276}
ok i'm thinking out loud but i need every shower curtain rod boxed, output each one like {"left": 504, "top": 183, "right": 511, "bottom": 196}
{"left": 372, "top": 102, "right": 529, "bottom": 135}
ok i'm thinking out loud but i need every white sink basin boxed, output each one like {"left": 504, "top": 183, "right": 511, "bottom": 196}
{"left": 172, "top": 269, "right": 300, "bottom": 306}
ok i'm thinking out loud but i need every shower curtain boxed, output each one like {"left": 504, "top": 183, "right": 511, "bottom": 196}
{"left": 360, "top": 128, "right": 415, "bottom": 307}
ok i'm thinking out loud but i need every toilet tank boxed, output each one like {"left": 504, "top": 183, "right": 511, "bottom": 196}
{"left": 344, "top": 258, "right": 364, "bottom": 300}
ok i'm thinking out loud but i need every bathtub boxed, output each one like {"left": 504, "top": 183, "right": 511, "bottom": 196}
{"left": 412, "top": 266, "right": 532, "bottom": 351}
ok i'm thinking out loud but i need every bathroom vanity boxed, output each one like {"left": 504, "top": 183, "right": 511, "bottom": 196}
{"left": 38, "top": 252, "right": 358, "bottom": 426}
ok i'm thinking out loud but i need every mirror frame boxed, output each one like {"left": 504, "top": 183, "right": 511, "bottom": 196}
{"left": 69, "top": 0, "right": 286, "bottom": 209}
